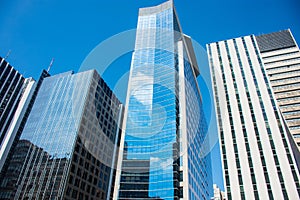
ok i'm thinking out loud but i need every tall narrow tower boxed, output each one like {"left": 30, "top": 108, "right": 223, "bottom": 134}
{"left": 114, "top": 1, "right": 212, "bottom": 199}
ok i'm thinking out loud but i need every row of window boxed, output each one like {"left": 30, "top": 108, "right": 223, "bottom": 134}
{"left": 208, "top": 44, "right": 230, "bottom": 200}
{"left": 251, "top": 35, "right": 300, "bottom": 196}
{"left": 216, "top": 41, "right": 250, "bottom": 200}
{"left": 263, "top": 51, "right": 300, "bottom": 63}
{"left": 266, "top": 63, "right": 300, "bottom": 75}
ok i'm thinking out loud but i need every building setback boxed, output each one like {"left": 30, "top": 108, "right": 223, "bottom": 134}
{"left": 0, "top": 70, "right": 123, "bottom": 199}
{"left": 208, "top": 34, "right": 300, "bottom": 199}
{"left": 255, "top": 30, "right": 300, "bottom": 151}
{"left": 114, "top": 1, "right": 212, "bottom": 199}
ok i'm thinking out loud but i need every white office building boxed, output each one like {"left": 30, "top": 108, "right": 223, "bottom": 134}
{"left": 256, "top": 30, "right": 300, "bottom": 150}
{"left": 207, "top": 34, "right": 300, "bottom": 199}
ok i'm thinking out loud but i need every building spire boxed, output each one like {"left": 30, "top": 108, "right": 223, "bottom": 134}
{"left": 4, "top": 50, "right": 11, "bottom": 60}
{"left": 47, "top": 58, "right": 54, "bottom": 73}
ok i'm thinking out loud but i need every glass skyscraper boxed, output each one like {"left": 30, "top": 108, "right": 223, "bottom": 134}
{"left": 114, "top": 1, "right": 212, "bottom": 199}
{"left": 0, "top": 70, "right": 123, "bottom": 199}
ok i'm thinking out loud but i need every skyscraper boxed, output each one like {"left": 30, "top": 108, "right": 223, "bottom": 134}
{"left": 0, "top": 57, "right": 31, "bottom": 168}
{"left": 0, "top": 70, "right": 123, "bottom": 199}
{"left": 0, "top": 57, "right": 49, "bottom": 172}
{"left": 211, "top": 184, "right": 225, "bottom": 200}
{"left": 208, "top": 34, "right": 300, "bottom": 199}
{"left": 114, "top": 1, "right": 212, "bottom": 199}
{"left": 255, "top": 30, "right": 300, "bottom": 150}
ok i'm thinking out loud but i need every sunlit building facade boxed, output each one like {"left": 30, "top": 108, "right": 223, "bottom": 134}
{"left": 208, "top": 34, "right": 300, "bottom": 199}
{"left": 0, "top": 57, "right": 27, "bottom": 157}
{"left": 211, "top": 184, "right": 225, "bottom": 200}
{"left": 0, "top": 70, "right": 123, "bottom": 199}
{"left": 114, "top": 1, "right": 212, "bottom": 199}
{"left": 256, "top": 30, "right": 300, "bottom": 150}
{"left": 0, "top": 57, "right": 49, "bottom": 173}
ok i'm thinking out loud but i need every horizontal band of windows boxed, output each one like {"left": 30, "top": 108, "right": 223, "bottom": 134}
{"left": 124, "top": 145, "right": 179, "bottom": 151}
{"left": 285, "top": 120, "right": 300, "bottom": 127}
{"left": 119, "top": 183, "right": 178, "bottom": 189}
{"left": 125, "top": 130, "right": 177, "bottom": 136}
{"left": 120, "top": 173, "right": 179, "bottom": 178}
{"left": 289, "top": 120, "right": 300, "bottom": 128}
{"left": 265, "top": 59, "right": 300, "bottom": 70}
{"left": 262, "top": 50, "right": 299, "bottom": 60}
{"left": 271, "top": 78, "right": 300, "bottom": 87}
{"left": 267, "top": 66, "right": 300, "bottom": 76}
{"left": 269, "top": 73, "right": 300, "bottom": 81}
{"left": 290, "top": 128, "right": 300, "bottom": 135}
{"left": 264, "top": 53, "right": 300, "bottom": 63}
{"left": 123, "top": 143, "right": 178, "bottom": 150}
{"left": 274, "top": 87, "right": 300, "bottom": 94}
{"left": 277, "top": 101, "right": 300, "bottom": 107}
{"left": 269, "top": 70, "right": 300, "bottom": 80}
{"left": 122, "top": 143, "right": 178, "bottom": 149}
{"left": 119, "top": 193, "right": 177, "bottom": 198}
{"left": 261, "top": 47, "right": 298, "bottom": 57}
{"left": 280, "top": 106, "right": 300, "bottom": 114}
{"left": 126, "top": 112, "right": 176, "bottom": 119}
{"left": 293, "top": 134, "right": 300, "bottom": 138}
{"left": 275, "top": 92, "right": 300, "bottom": 100}
{"left": 263, "top": 56, "right": 300, "bottom": 65}
{"left": 120, "top": 183, "right": 179, "bottom": 189}
{"left": 282, "top": 110, "right": 300, "bottom": 115}
{"left": 273, "top": 82, "right": 300, "bottom": 90}
{"left": 290, "top": 126, "right": 300, "bottom": 130}
{"left": 272, "top": 82, "right": 300, "bottom": 92}
{"left": 291, "top": 133, "right": 300, "bottom": 138}
{"left": 291, "top": 130, "right": 300, "bottom": 135}
{"left": 286, "top": 114, "right": 300, "bottom": 120}
{"left": 124, "top": 133, "right": 178, "bottom": 139}
{"left": 128, "top": 97, "right": 177, "bottom": 104}
{"left": 280, "top": 102, "right": 300, "bottom": 109}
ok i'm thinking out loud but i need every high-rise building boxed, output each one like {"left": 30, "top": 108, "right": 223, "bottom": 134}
{"left": 211, "top": 184, "right": 225, "bottom": 200}
{"left": 0, "top": 70, "right": 123, "bottom": 199}
{"left": 114, "top": 1, "right": 212, "bottom": 199}
{"left": 255, "top": 30, "right": 300, "bottom": 150}
{"left": 0, "top": 56, "right": 31, "bottom": 168}
{"left": 0, "top": 57, "right": 49, "bottom": 172}
{"left": 208, "top": 34, "right": 300, "bottom": 199}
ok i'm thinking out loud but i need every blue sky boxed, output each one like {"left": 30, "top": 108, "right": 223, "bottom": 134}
{"left": 1, "top": 0, "right": 299, "bottom": 79}
{"left": 1, "top": 0, "right": 299, "bottom": 191}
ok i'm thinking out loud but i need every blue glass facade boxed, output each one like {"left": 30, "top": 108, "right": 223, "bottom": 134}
{"left": 0, "top": 70, "right": 123, "bottom": 199}
{"left": 183, "top": 45, "right": 212, "bottom": 199}
{"left": 116, "top": 1, "right": 212, "bottom": 199}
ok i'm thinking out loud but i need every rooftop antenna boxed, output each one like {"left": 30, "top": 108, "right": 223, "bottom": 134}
{"left": 4, "top": 50, "right": 11, "bottom": 60}
{"left": 47, "top": 58, "right": 54, "bottom": 73}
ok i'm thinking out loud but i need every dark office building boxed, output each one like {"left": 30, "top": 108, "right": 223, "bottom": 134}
{"left": 0, "top": 70, "right": 123, "bottom": 199}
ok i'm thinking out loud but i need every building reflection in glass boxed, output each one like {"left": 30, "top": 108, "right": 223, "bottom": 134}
{"left": 0, "top": 70, "right": 123, "bottom": 199}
